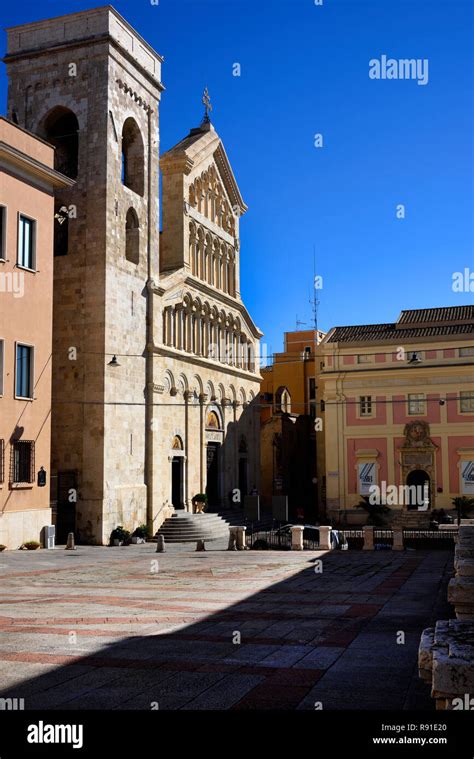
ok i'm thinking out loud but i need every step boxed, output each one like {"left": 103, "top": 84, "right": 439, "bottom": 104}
{"left": 156, "top": 513, "right": 230, "bottom": 544}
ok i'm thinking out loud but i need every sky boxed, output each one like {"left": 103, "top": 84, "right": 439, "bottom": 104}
{"left": 1, "top": 0, "right": 473, "bottom": 356}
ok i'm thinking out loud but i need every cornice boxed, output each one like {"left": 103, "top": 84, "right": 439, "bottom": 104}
{"left": 0, "top": 142, "right": 75, "bottom": 189}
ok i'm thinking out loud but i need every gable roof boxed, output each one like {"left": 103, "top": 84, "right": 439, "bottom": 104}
{"left": 160, "top": 122, "right": 247, "bottom": 215}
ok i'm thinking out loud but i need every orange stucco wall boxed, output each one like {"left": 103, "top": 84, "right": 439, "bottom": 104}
{"left": 0, "top": 119, "right": 55, "bottom": 544}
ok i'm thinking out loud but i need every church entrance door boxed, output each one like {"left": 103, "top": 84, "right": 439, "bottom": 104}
{"left": 206, "top": 443, "right": 220, "bottom": 507}
{"left": 171, "top": 456, "right": 184, "bottom": 509}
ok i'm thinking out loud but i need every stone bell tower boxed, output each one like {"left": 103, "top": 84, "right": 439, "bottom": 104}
{"left": 3, "top": 7, "right": 164, "bottom": 543}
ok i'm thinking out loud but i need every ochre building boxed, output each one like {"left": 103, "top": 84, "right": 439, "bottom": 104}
{"left": 259, "top": 329, "right": 325, "bottom": 520}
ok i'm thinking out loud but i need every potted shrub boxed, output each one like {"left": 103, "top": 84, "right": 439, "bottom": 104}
{"left": 192, "top": 493, "right": 208, "bottom": 514}
{"left": 358, "top": 497, "right": 391, "bottom": 526}
{"left": 452, "top": 496, "right": 474, "bottom": 523}
{"left": 23, "top": 541, "right": 40, "bottom": 551}
{"left": 109, "top": 526, "right": 131, "bottom": 546}
{"left": 131, "top": 524, "right": 148, "bottom": 544}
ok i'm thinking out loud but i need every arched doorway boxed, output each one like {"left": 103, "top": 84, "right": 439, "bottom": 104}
{"left": 205, "top": 409, "right": 222, "bottom": 507}
{"left": 406, "top": 470, "right": 430, "bottom": 511}
{"left": 171, "top": 436, "right": 184, "bottom": 509}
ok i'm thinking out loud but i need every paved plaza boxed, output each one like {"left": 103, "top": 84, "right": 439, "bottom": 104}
{"left": 0, "top": 543, "right": 453, "bottom": 710}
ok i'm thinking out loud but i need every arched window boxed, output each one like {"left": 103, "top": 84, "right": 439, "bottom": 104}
{"left": 42, "top": 107, "right": 79, "bottom": 179}
{"left": 172, "top": 435, "right": 184, "bottom": 450}
{"left": 121, "top": 118, "right": 144, "bottom": 196}
{"left": 275, "top": 386, "right": 291, "bottom": 414}
{"left": 125, "top": 208, "right": 140, "bottom": 264}
{"left": 206, "top": 411, "right": 221, "bottom": 430}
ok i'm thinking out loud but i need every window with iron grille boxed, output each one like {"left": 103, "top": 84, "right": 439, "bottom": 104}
{"left": 10, "top": 441, "right": 35, "bottom": 484}
{"left": 0, "top": 440, "right": 4, "bottom": 483}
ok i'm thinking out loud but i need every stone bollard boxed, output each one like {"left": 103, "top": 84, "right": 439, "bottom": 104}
{"left": 319, "top": 526, "right": 332, "bottom": 551}
{"left": 236, "top": 526, "right": 247, "bottom": 551}
{"left": 291, "top": 525, "right": 304, "bottom": 551}
{"left": 363, "top": 525, "right": 375, "bottom": 551}
{"left": 156, "top": 535, "right": 165, "bottom": 553}
{"left": 65, "top": 532, "right": 76, "bottom": 550}
{"left": 228, "top": 527, "right": 238, "bottom": 551}
{"left": 392, "top": 528, "right": 404, "bottom": 551}
{"left": 196, "top": 539, "right": 206, "bottom": 552}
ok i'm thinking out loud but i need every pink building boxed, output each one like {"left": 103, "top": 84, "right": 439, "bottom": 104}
{"left": 320, "top": 307, "right": 474, "bottom": 525}
{"left": 0, "top": 118, "right": 72, "bottom": 548}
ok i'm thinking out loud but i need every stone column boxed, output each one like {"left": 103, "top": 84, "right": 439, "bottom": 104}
{"left": 319, "top": 526, "right": 332, "bottom": 550}
{"left": 393, "top": 528, "right": 404, "bottom": 551}
{"left": 187, "top": 312, "right": 193, "bottom": 353}
{"left": 205, "top": 319, "right": 210, "bottom": 358}
{"left": 176, "top": 307, "right": 183, "bottom": 350}
{"left": 165, "top": 307, "right": 172, "bottom": 346}
{"left": 184, "top": 390, "right": 191, "bottom": 510}
{"left": 228, "top": 526, "right": 238, "bottom": 550}
{"left": 291, "top": 525, "right": 304, "bottom": 550}
{"left": 363, "top": 525, "right": 375, "bottom": 550}
{"left": 199, "top": 393, "right": 207, "bottom": 493}
{"left": 236, "top": 525, "right": 247, "bottom": 550}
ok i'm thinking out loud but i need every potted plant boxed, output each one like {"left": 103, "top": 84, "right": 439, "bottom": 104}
{"left": 131, "top": 524, "right": 148, "bottom": 544}
{"left": 452, "top": 496, "right": 474, "bottom": 523}
{"left": 358, "top": 497, "right": 391, "bottom": 526}
{"left": 23, "top": 541, "right": 40, "bottom": 551}
{"left": 192, "top": 493, "right": 208, "bottom": 514}
{"left": 109, "top": 526, "right": 131, "bottom": 546}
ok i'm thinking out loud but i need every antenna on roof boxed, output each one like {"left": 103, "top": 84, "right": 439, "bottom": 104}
{"left": 296, "top": 315, "right": 307, "bottom": 330}
{"left": 311, "top": 245, "right": 320, "bottom": 334}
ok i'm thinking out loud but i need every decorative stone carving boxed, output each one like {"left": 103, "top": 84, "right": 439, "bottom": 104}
{"left": 403, "top": 420, "right": 433, "bottom": 449}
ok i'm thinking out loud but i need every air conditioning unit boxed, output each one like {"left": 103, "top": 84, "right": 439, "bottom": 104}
{"left": 42, "top": 525, "right": 55, "bottom": 549}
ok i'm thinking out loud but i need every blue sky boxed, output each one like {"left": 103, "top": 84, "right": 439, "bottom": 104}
{"left": 1, "top": 0, "right": 473, "bottom": 355}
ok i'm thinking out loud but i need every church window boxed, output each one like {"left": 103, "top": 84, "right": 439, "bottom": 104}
{"left": 125, "top": 208, "right": 140, "bottom": 264}
{"left": 121, "top": 118, "right": 144, "bottom": 196}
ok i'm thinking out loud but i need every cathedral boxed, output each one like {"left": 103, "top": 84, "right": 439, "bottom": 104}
{"left": 4, "top": 6, "right": 262, "bottom": 544}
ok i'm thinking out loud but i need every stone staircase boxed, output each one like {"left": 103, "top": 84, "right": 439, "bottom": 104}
{"left": 155, "top": 512, "right": 229, "bottom": 543}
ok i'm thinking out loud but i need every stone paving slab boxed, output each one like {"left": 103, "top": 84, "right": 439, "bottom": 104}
{"left": 0, "top": 545, "right": 454, "bottom": 710}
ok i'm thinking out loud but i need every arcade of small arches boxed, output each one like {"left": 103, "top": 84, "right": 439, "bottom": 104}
{"left": 162, "top": 370, "right": 256, "bottom": 410}
{"left": 162, "top": 296, "right": 256, "bottom": 372}
{"left": 189, "top": 221, "right": 236, "bottom": 295}
{"left": 188, "top": 165, "right": 236, "bottom": 236}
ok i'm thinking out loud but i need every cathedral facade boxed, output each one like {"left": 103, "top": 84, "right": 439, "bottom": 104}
{"left": 4, "top": 6, "right": 261, "bottom": 544}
